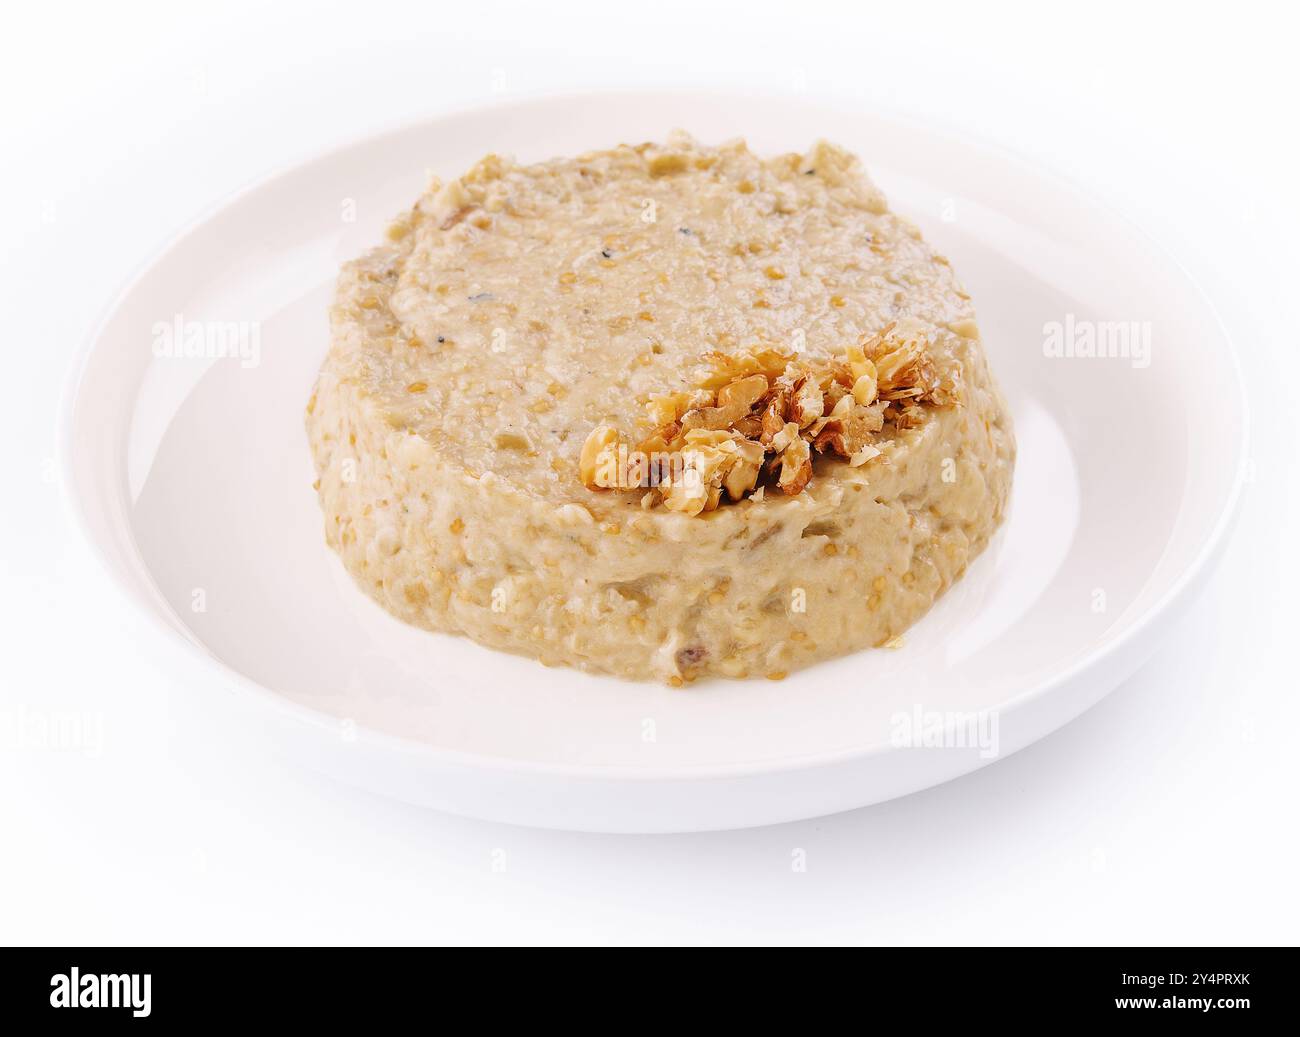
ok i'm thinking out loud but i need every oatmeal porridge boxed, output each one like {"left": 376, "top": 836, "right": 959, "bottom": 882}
{"left": 306, "top": 132, "right": 1015, "bottom": 682}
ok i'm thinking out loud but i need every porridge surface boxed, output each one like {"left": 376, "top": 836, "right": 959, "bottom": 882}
{"left": 307, "top": 132, "right": 1015, "bottom": 682}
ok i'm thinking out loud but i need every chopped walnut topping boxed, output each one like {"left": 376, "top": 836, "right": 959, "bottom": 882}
{"left": 813, "top": 397, "right": 886, "bottom": 465}
{"left": 579, "top": 425, "right": 621, "bottom": 487}
{"left": 681, "top": 373, "right": 769, "bottom": 433}
{"left": 788, "top": 376, "right": 825, "bottom": 428}
{"left": 578, "top": 322, "right": 957, "bottom": 513}
{"left": 695, "top": 348, "right": 793, "bottom": 390}
{"left": 774, "top": 428, "right": 812, "bottom": 494}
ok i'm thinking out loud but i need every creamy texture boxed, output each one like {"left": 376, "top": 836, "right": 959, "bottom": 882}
{"left": 306, "top": 133, "right": 1015, "bottom": 682}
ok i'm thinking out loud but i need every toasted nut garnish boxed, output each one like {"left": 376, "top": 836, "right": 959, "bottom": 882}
{"left": 696, "top": 348, "right": 794, "bottom": 389}
{"left": 579, "top": 425, "right": 622, "bottom": 488}
{"left": 760, "top": 389, "right": 790, "bottom": 442}
{"left": 645, "top": 393, "right": 686, "bottom": 427}
{"left": 724, "top": 439, "right": 765, "bottom": 500}
{"left": 851, "top": 361, "right": 878, "bottom": 405}
{"left": 681, "top": 373, "right": 768, "bottom": 433}
{"left": 789, "top": 376, "right": 825, "bottom": 427}
{"left": 578, "top": 323, "right": 951, "bottom": 513}
{"left": 777, "top": 436, "right": 812, "bottom": 495}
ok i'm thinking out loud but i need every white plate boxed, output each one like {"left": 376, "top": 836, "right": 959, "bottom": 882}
{"left": 61, "top": 90, "right": 1247, "bottom": 832}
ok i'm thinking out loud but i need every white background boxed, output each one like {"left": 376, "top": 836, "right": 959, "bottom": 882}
{"left": 2, "top": 0, "right": 1297, "bottom": 944}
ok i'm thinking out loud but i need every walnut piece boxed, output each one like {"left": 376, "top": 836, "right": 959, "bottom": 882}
{"left": 578, "top": 321, "right": 956, "bottom": 513}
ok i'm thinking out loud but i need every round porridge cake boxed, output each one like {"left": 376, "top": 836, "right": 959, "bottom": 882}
{"left": 306, "top": 131, "right": 1015, "bottom": 683}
